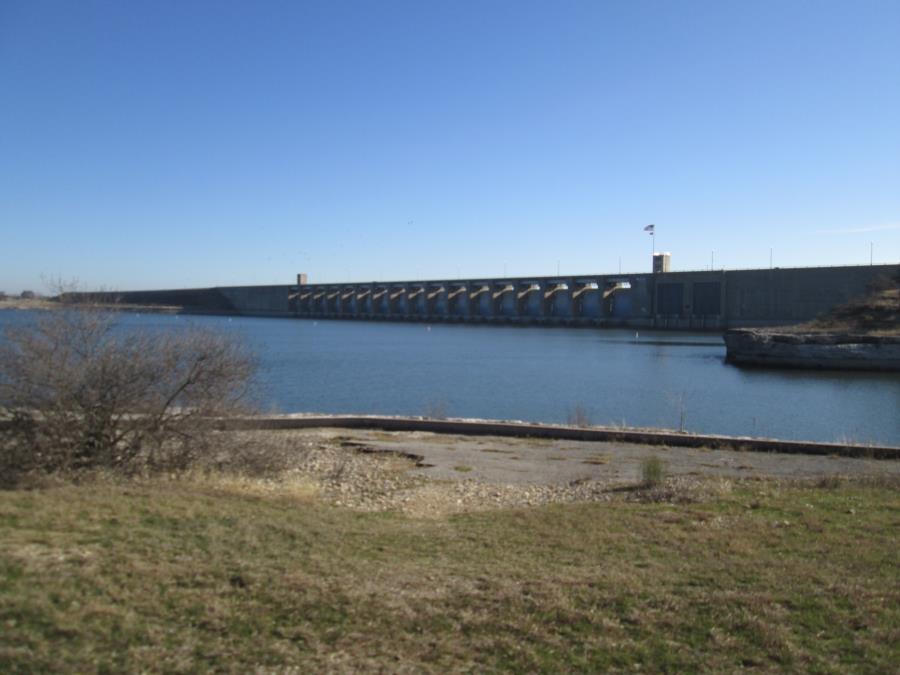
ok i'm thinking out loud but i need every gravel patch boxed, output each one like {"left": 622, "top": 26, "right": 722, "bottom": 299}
{"left": 209, "top": 428, "right": 898, "bottom": 515}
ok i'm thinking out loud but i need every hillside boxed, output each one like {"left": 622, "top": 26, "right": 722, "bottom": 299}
{"left": 788, "top": 273, "right": 899, "bottom": 336}
{"left": 724, "top": 273, "right": 900, "bottom": 370}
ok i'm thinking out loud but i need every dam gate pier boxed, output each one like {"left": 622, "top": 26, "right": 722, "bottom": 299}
{"left": 286, "top": 264, "right": 899, "bottom": 330}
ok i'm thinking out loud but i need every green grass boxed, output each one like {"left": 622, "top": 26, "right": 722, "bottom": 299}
{"left": 1, "top": 478, "right": 898, "bottom": 672}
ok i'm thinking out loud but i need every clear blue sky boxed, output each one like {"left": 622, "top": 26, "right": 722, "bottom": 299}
{"left": 2, "top": 0, "right": 899, "bottom": 293}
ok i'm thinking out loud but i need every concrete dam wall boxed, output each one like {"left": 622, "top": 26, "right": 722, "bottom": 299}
{"left": 103, "top": 263, "right": 898, "bottom": 330}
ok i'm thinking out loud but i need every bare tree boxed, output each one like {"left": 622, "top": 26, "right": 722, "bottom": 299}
{"left": 0, "top": 304, "right": 256, "bottom": 484}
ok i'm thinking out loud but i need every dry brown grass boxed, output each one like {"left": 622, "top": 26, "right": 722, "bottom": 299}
{"left": 0, "top": 297, "right": 60, "bottom": 310}
{"left": 2, "top": 476, "right": 898, "bottom": 672}
{"left": 172, "top": 470, "right": 320, "bottom": 501}
{"left": 781, "top": 277, "right": 899, "bottom": 336}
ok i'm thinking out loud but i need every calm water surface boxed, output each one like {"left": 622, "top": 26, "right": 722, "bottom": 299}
{"left": 3, "top": 309, "right": 898, "bottom": 445}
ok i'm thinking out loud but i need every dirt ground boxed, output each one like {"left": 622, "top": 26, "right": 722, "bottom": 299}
{"left": 320, "top": 428, "right": 899, "bottom": 485}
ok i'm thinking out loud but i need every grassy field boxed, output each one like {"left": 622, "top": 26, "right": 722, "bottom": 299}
{"left": 1, "top": 476, "right": 898, "bottom": 673}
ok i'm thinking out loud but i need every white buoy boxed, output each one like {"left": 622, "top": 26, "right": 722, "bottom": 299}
{"left": 635, "top": 331, "right": 639, "bottom": 340}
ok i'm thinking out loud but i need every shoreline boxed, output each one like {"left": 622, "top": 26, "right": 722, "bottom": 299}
{"left": 725, "top": 328, "right": 900, "bottom": 371}
{"left": 3, "top": 412, "right": 896, "bottom": 457}
{"left": 0, "top": 299, "right": 183, "bottom": 314}
{"left": 217, "top": 414, "right": 900, "bottom": 459}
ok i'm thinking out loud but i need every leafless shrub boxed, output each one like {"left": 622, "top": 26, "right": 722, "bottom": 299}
{"left": 641, "top": 456, "right": 667, "bottom": 487}
{"left": 423, "top": 398, "right": 449, "bottom": 420}
{"left": 57, "top": 290, "right": 123, "bottom": 306}
{"left": 0, "top": 304, "right": 256, "bottom": 486}
{"left": 328, "top": 456, "right": 352, "bottom": 483}
{"left": 858, "top": 474, "right": 900, "bottom": 490}
{"left": 617, "top": 475, "right": 730, "bottom": 504}
{"left": 815, "top": 475, "right": 845, "bottom": 490}
{"left": 664, "top": 390, "right": 689, "bottom": 433}
{"left": 190, "top": 431, "right": 269, "bottom": 477}
{"left": 567, "top": 404, "right": 592, "bottom": 428}
{"left": 807, "top": 474, "right": 900, "bottom": 492}
{"left": 865, "top": 273, "right": 898, "bottom": 294}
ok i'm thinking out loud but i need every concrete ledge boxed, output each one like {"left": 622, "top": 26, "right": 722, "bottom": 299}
{"left": 725, "top": 329, "right": 900, "bottom": 371}
{"left": 217, "top": 415, "right": 900, "bottom": 460}
{"left": 4, "top": 414, "right": 894, "bottom": 459}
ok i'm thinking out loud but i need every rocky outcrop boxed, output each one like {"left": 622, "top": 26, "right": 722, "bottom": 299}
{"left": 724, "top": 329, "right": 900, "bottom": 371}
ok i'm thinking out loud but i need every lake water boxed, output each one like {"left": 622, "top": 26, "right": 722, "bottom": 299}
{"left": 2, "top": 309, "right": 898, "bottom": 445}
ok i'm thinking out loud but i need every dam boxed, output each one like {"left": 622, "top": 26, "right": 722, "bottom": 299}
{"left": 96, "top": 262, "right": 898, "bottom": 330}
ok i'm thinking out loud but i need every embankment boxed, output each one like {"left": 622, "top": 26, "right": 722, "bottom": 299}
{"left": 218, "top": 414, "right": 900, "bottom": 459}
{"left": 724, "top": 329, "right": 900, "bottom": 371}
{"left": 725, "top": 276, "right": 899, "bottom": 371}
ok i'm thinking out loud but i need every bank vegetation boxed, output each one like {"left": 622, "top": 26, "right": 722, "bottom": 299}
{"left": 1, "top": 470, "right": 898, "bottom": 672}
{"left": 0, "top": 303, "right": 256, "bottom": 487}
{"left": 2, "top": 300, "right": 898, "bottom": 672}
{"left": 768, "top": 272, "right": 899, "bottom": 337}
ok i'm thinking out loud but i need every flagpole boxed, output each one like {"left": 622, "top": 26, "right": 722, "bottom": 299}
{"left": 644, "top": 224, "right": 656, "bottom": 260}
